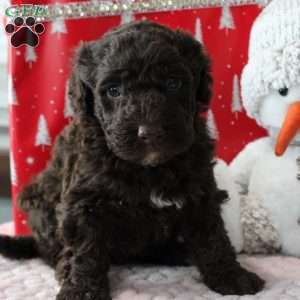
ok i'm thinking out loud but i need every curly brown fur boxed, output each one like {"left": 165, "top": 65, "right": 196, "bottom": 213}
{"left": 0, "top": 21, "right": 264, "bottom": 299}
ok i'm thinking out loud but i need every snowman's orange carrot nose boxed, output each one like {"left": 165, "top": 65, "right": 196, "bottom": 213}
{"left": 275, "top": 102, "right": 300, "bottom": 156}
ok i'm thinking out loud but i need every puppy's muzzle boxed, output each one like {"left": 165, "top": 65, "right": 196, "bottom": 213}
{"left": 138, "top": 125, "right": 165, "bottom": 144}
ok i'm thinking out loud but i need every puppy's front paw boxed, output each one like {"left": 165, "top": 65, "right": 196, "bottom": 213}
{"left": 57, "top": 284, "right": 111, "bottom": 300}
{"left": 204, "top": 266, "right": 265, "bottom": 295}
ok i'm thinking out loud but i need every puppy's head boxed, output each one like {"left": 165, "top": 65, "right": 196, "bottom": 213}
{"left": 69, "top": 21, "right": 212, "bottom": 167}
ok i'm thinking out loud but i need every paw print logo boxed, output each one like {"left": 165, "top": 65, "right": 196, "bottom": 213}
{"left": 5, "top": 17, "right": 45, "bottom": 48}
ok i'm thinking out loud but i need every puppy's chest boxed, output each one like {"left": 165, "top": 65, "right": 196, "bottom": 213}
{"left": 149, "top": 191, "right": 185, "bottom": 211}
{"left": 103, "top": 190, "right": 184, "bottom": 246}
{"left": 144, "top": 191, "right": 185, "bottom": 241}
{"left": 112, "top": 188, "right": 186, "bottom": 211}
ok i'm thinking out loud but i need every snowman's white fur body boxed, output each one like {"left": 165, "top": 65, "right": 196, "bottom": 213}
{"left": 214, "top": 160, "right": 243, "bottom": 253}
{"left": 224, "top": 0, "right": 300, "bottom": 255}
{"left": 230, "top": 137, "right": 300, "bottom": 256}
{"left": 229, "top": 85, "right": 300, "bottom": 256}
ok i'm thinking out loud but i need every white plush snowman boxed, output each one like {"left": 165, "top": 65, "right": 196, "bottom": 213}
{"left": 229, "top": 0, "right": 300, "bottom": 256}
{"left": 214, "top": 160, "right": 244, "bottom": 253}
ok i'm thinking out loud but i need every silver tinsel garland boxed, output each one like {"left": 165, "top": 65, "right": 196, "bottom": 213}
{"left": 8, "top": 0, "right": 271, "bottom": 22}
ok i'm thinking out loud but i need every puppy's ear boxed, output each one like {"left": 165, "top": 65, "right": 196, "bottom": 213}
{"left": 68, "top": 42, "right": 97, "bottom": 116}
{"left": 175, "top": 30, "right": 212, "bottom": 113}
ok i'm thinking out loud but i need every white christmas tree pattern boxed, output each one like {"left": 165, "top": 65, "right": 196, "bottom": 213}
{"left": 8, "top": 76, "right": 18, "bottom": 105}
{"left": 25, "top": 45, "right": 37, "bottom": 68}
{"left": 219, "top": 4, "right": 235, "bottom": 32}
{"left": 195, "top": 17, "right": 203, "bottom": 44}
{"left": 232, "top": 74, "right": 242, "bottom": 118}
{"left": 35, "top": 114, "right": 52, "bottom": 149}
{"left": 121, "top": 10, "right": 135, "bottom": 24}
{"left": 10, "top": 152, "right": 17, "bottom": 186}
{"left": 51, "top": 18, "right": 68, "bottom": 36}
{"left": 64, "top": 80, "right": 74, "bottom": 118}
{"left": 207, "top": 109, "right": 219, "bottom": 140}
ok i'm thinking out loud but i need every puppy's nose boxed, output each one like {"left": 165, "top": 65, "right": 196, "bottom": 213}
{"left": 138, "top": 125, "right": 164, "bottom": 143}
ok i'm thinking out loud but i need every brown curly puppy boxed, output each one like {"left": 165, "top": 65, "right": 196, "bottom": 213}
{"left": 0, "top": 21, "right": 264, "bottom": 299}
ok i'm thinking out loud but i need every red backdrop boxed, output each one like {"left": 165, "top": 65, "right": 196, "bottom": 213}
{"left": 8, "top": 1, "right": 267, "bottom": 235}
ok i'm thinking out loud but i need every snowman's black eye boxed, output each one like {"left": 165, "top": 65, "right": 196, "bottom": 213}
{"left": 279, "top": 87, "right": 289, "bottom": 97}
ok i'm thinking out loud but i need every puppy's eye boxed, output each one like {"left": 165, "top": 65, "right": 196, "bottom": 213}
{"left": 106, "top": 84, "right": 122, "bottom": 98}
{"left": 278, "top": 87, "right": 289, "bottom": 97}
{"left": 166, "top": 78, "right": 182, "bottom": 92}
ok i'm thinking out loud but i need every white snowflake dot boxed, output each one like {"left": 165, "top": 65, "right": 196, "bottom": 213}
{"left": 218, "top": 95, "right": 223, "bottom": 100}
{"left": 220, "top": 81, "right": 225, "bottom": 86}
{"left": 50, "top": 100, "right": 55, "bottom": 105}
{"left": 26, "top": 157, "right": 35, "bottom": 165}
{"left": 207, "top": 25, "right": 212, "bottom": 30}
{"left": 59, "top": 68, "right": 64, "bottom": 74}
{"left": 21, "top": 219, "right": 27, "bottom": 225}
{"left": 54, "top": 110, "right": 58, "bottom": 114}
{"left": 231, "top": 121, "right": 235, "bottom": 125}
{"left": 16, "top": 51, "right": 21, "bottom": 56}
{"left": 53, "top": 86, "right": 57, "bottom": 91}
{"left": 227, "top": 64, "right": 232, "bottom": 69}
